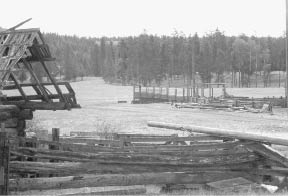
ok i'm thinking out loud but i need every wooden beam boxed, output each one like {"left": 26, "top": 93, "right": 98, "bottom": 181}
{"left": 3, "top": 81, "right": 70, "bottom": 90}
{"left": 147, "top": 121, "right": 288, "bottom": 146}
{"left": 9, "top": 172, "right": 248, "bottom": 191}
{"left": 246, "top": 143, "right": 288, "bottom": 168}
{"left": 9, "top": 73, "right": 28, "bottom": 101}
{"left": 9, "top": 160, "right": 257, "bottom": 176}
{"left": 11, "top": 186, "right": 146, "bottom": 196}
{"left": 21, "top": 59, "right": 51, "bottom": 103}
{"left": 3, "top": 101, "right": 69, "bottom": 110}
{"left": 4, "top": 93, "right": 74, "bottom": 102}
{"left": 39, "top": 59, "right": 65, "bottom": 102}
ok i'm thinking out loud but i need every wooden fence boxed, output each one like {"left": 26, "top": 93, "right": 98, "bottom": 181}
{"left": 2, "top": 124, "right": 288, "bottom": 194}
{"left": 133, "top": 84, "right": 227, "bottom": 104}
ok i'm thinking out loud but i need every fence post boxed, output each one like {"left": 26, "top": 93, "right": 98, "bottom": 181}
{"left": 139, "top": 86, "right": 142, "bottom": 101}
{"left": 201, "top": 85, "right": 204, "bottom": 97}
{"left": 209, "top": 85, "right": 212, "bottom": 98}
{"left": 0, "top": 131, "right": 9, "bottom": 195}
{"left": 174, "top": 89, "right": 177, "bottom": 102}
{"left": 211, "top": 87, "right": 214, "bottom": 98}
{"left": 51, "top": 128, "right": 60, "bottom": 150}
{"left": 222, "top": 84, "right": 226, "bottom": 98}
{"left": 166, "top": 87, "right": 169, "bottom": 101}
{"left": 133, "top": 85, "right": 135, "bottom": 102}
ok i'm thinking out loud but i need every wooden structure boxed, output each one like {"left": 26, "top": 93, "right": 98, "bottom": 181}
{"left": 133, "top": 83, "right": 227, "bottom": 104}
{"left": 1, "top": 123, "right": 288, "bottom": 194}
{"left": 0, "top": 19, "right": 79, "bottom": 110}
{"left": 0, "top": 20, "right": 80, "bottom": 194}
{"left": 132, "top": 85, "right": 284, "bottom": 111}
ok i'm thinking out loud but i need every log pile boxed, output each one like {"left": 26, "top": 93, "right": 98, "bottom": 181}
{"left": 0, "top": 105, "right": 32, "bottom": 137}
{"left": 2, "top": 123, "right": 288, "bottom": 194}
{"left": 173, "top": 101, "right": 273, "bottom": 113}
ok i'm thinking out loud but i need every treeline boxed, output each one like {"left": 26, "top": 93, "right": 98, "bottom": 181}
{"left": 0, "top": 29, "right": 276, "bottom": 86}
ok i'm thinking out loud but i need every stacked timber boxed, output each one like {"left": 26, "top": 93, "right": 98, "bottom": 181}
{"left": 0, "top": 105, "right": 33, "bottom": 137}
{"left": 5, "top": 124, "right": 288, "bottom": 194}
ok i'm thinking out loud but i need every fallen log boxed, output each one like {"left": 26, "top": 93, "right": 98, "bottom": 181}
{"left": 11, "top": 149, "right": 257, "bottom": 166}
{"left": 13, "top": 146, "right": 249, "bottom": 161}
{"left": 10, "top": 172, "right": 250, "bottom": 191}
{"left": 147, "top": 121, "right": 288, "bottom": 146}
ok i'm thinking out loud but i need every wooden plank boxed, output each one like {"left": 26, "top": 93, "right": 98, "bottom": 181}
{"left": 4, "top": 93, "right": 74, "bottom": 102}
{"left": 3, "top": 81, "right": 70, "bottom": 90}
{"left": 60, "top": 137, "right": 119, "bottom": 146}
{"left": 147, "top": 121, "right": 288, "bottom": 146}
{"left": 3, "top": 101, "right": 69, "bottom": 110}
{"left": 9, "top": 172, "right": 249, "bottom": 191}
{"left": 207, "top": 177, "right": 253, "bottom": 189}
{"left": 11, "top": 185, "right": 146, "bottom": 196}
{"left": 10, "top": 161, "right": 257, "bottom": 176}
{"left": 12, "top": 146, "right": 252, "bottom": 164}
{"left": 9, "top": 72, "right": 28, "bottom": 101}
{"left": 246, "top": 143, "right": 288, "bottom": 168}
{"left": 9, "top": 137, "right": 119, "bottom": 153}
{"left": 124, "top": 136, "right": 223, "bottom": 142}
{"left": 66, "top": 188, "right": 146, "bottom": 195}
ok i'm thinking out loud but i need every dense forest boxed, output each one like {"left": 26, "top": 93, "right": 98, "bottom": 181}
{"left": 1, "top": 27, "right": 287, "bottom": 87}
{"left": 44, "top": 29, "right": 287, "bottom": 87}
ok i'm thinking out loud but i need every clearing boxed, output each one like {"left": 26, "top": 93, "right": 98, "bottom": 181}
{"left": 34, "top": 77, "right": 288, "bottom": 140}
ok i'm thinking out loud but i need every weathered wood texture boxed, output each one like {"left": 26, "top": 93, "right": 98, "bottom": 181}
{"left": 9, "top": 160, "right": 258, "bottom": 176}
{"left": 148, "top": 121, "right": 288, "bottom": 146}
{"left": 10, "top": 172, "right": 250, "bottom": 191}
{"left": 0, "top": 132, "right": 9, "bottom": 195}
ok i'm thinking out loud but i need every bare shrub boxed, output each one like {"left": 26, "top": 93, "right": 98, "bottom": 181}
{"left": 94, "top": 121, "right": 119, "bottom": 139}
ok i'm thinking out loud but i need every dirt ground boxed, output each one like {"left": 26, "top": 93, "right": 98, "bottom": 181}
{"left": 33, "top": 78, "right": 288, "bottom": 140}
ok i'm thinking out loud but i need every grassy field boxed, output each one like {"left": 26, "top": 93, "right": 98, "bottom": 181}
{"left": 33, "top": 77, "right": 288, "bottom": 139}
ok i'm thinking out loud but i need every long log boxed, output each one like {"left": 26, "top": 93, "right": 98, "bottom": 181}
{"left": 148, "top": 121, "right": 288, "bottom": 146}
{"left": 12, "top": 185, "right": 146, "bottom": 196}
{"left": 11, "top": 147, "right": 256, "bottom": 165}
{"left": 14, "top": 146, "right": 249, "bottom": 160}
{"left": 10, "top": 161, "right": 258, "bottom": 176}
{"left": 9, "top": 137, "right": 244, "bottom": 153}
{"left": 9, "top": 172, "right": 249, "bottom": 191}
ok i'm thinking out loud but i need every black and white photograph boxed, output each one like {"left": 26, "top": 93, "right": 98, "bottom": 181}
{"left": 1, "top": 0, "right": 288, "bottom": 195}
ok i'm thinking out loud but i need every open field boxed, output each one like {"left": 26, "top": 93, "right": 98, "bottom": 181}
{"left": 33, "top": 78, "right": 288, "bottom": 140}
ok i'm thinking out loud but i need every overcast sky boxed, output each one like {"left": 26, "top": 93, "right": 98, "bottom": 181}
{"left": 0, "top": 0, "right": 286, "bottom": 38}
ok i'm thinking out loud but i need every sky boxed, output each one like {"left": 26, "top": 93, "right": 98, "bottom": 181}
{"left": 0, "top": 0, "right": 286, "bottom": 38}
